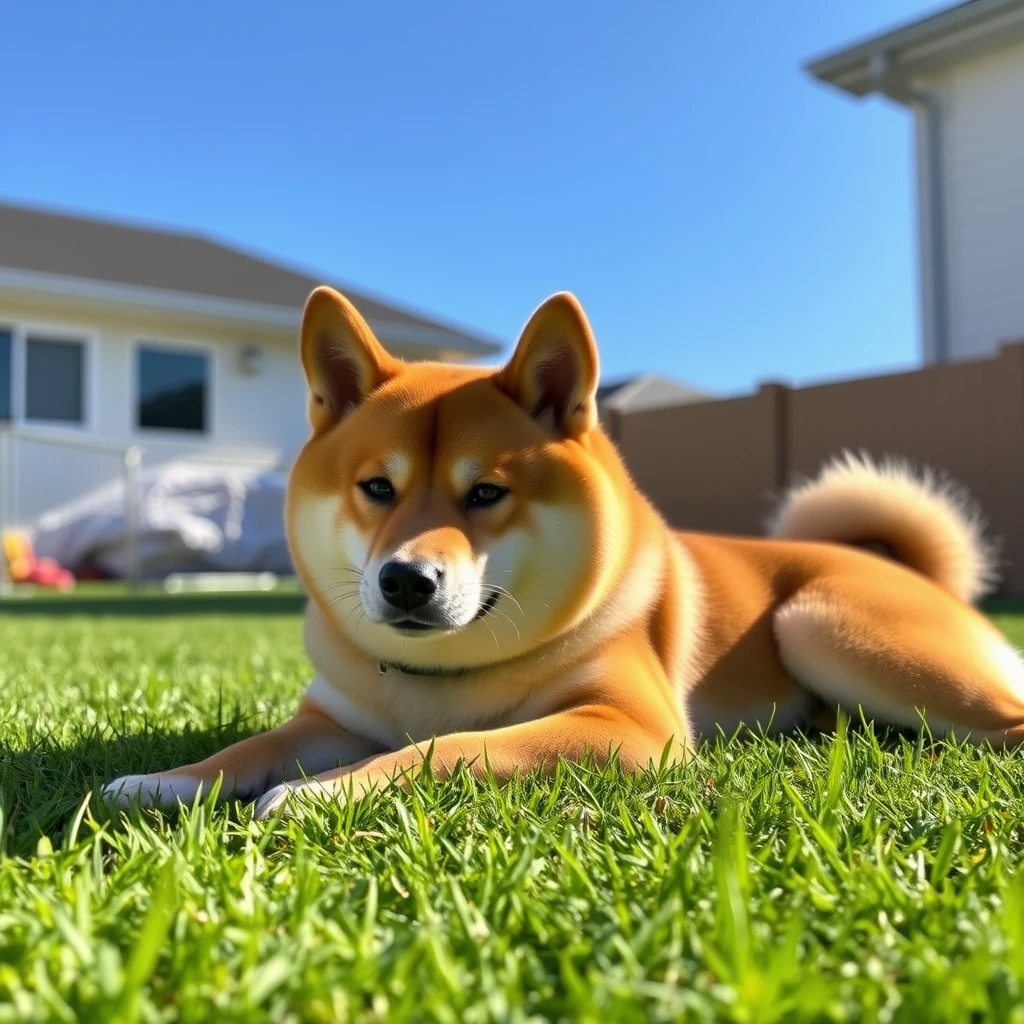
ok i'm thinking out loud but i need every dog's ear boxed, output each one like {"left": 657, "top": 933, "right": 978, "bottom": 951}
{"left": 496, "top": 292, "right": 600, "bottom": 437}
{"left": 300, "top": 286, "right": 399, "bottom": 430}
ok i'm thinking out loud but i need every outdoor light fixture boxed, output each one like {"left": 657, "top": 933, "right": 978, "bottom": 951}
{"left": 239, "top": 343, "right": 264, "bottom": 376}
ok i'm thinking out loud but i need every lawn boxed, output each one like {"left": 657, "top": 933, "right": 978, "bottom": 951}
{"left": 3, "top": 599, "right": 1024, "bottom": 1022}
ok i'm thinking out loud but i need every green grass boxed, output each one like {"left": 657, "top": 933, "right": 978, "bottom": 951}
{"left": 4, "top": 605, "right": 1024, "bottom": 1022}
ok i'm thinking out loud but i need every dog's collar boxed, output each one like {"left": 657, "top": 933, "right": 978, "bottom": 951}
{"left": 377, "top": 660, "right": 471, "bottom": 678}
{"left": 375, "top": 593, "right": 499, "bottom": 678}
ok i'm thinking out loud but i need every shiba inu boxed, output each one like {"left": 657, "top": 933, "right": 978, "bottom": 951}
{"left": 103, "top": 286, "right": 1024, "bottom": 817}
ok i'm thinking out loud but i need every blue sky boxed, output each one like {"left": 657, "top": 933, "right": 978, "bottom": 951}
{"left": 1, "top": 0, "right": 951, "bottom": 395}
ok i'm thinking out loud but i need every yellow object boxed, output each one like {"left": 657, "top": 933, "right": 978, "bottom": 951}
{"left": 2, "top": 531, "right": 34, "bottom": 582}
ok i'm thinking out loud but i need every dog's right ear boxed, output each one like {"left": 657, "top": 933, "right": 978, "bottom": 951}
{"left": 300, "top": 286, "right": 399, "bottom": 430}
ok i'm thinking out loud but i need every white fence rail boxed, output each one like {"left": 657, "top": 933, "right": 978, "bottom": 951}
{"left": 0, "top": 422, "right": 289, "bottom": 594}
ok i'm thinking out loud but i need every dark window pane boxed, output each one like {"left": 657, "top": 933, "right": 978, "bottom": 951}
{"left": 0, "top": 329, "right": 11, "bottom": 421}
{"left": 137, "top": 346, "right": 208, "bottom": 433}
{"left": 26, "top": 337, "right": 84, "bottom": 424}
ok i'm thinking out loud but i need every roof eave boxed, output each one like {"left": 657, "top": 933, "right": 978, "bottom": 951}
{"left": 0, "top": 266, "right": 504, "bottom": 358}
{"left": 601, "top": 376, "right": 657, "bottom": 411}
{"left": 805, "top": 0, "right": 1024, "bottom": 98}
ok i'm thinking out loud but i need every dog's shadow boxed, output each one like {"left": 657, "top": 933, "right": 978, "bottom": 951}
{"left": 4, "top": 717, "right": 927, "bottom": 862}
{"left": 0, "top": 717, "right": 264, "bottom": 858}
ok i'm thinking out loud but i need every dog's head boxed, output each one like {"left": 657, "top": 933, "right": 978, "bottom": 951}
{"left": 287, "top": 286, "right": 631, "bottom": 672}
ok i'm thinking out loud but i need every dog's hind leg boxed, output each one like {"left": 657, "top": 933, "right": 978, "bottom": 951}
{"left": 772, "top": 577, "right": 1024, "bottom": 746}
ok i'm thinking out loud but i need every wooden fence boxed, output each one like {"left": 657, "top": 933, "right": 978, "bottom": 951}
{"left": 605, "top": 341, "right": 1024, "bottom": 596}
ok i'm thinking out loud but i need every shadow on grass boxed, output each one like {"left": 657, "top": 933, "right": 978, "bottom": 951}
{"left": 0, "top": 716, "right": 266, "bottom": 858}
{"left": 981, "top": 596, "right": 1024, "bottom": 617}
{"left": 3, "top": 586, "right": 1020, "bottom": 622}
{"left": 0, "top": 591, "right": 308, "bottom": 618}
{"left": 2, "top": 712, "right": 929, "bottom": 862}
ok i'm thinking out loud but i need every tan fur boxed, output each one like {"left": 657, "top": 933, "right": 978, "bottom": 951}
{"left": 767, "top": 449, "right": 999, "bottom": 604}
{"left": 102, "top": 288, "right": 1024, "bottom": 816}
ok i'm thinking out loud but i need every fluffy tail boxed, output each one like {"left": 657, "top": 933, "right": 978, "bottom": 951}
{"left": 766, "top": 451, "right": 1000, "bottom": 604}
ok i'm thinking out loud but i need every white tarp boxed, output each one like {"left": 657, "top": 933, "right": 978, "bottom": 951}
{"left": 30, "top": 462, "right": 294, "bottom": 579}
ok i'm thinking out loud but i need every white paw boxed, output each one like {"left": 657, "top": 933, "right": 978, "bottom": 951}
{"left": 253, "top": 779, "right": 336, "bottom": 819}
{"left": 253, "top": 782, "right": 298, "bottom": 819}
{"left": 101, "top": 773, "right": 203, "bottom": 809}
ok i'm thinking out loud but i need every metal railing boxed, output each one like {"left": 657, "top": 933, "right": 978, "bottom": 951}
{"left": 0, "top": 422, "right": 288, "bottom": 594}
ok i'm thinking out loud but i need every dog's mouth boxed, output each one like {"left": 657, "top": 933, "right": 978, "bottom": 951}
{"left": 389, "top": 591, "right": 500, "bottom": 634}
{"left": 391, "top": 618, "right": 436, "bottom": 633}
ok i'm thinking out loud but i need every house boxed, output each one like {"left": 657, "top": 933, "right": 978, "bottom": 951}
{"left": 0, "top": 200, "right": 502, "bottom": 524}
{"left": 596, "top": 373, "right": 712, "bottom": 443}
{"left": 806, "top": 0, "right": 1024, "bottom": 365}
{"left": 597, "top": 374, "right": 710, "bottom": 414}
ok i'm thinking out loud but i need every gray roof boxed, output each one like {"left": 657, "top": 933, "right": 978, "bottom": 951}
{"left": 806, "top": 0, "right": 1024, "bottom": 97}
{"left": 0, "top": 199, "right": 502, "bottom": 356}
{"left": 597, "top": 374, "right": 711, "bottom": 412}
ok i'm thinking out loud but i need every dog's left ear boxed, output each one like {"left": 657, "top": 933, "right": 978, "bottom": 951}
{"left": 496, "top": 292, "right": 600, "bottom": 437}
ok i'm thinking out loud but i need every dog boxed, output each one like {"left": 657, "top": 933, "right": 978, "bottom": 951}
{"left": 103, "top": 286, "right": 1024, "bottom": 818}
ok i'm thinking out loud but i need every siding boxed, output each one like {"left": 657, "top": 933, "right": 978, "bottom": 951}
{"left": 928, "top": 37, "right": 1024, "bottom": 361}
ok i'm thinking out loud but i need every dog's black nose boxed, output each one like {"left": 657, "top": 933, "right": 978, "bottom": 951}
{"left": 378, "top": 561, "right": 439, "bottom": 611}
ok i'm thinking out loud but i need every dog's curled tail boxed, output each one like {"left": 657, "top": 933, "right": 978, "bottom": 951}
{"left": 766, "top": 450, "right": 1000, "bottom": 605}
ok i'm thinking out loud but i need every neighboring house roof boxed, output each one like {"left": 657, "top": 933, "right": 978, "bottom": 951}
{"left": 806, "top": 0, "right": 1024, "bottom": 98}
{"left": 597, "top": 374, "right": 711, "bottom": 413}
{"left": 0, "top": 200, "right": 503, "bottom": 357}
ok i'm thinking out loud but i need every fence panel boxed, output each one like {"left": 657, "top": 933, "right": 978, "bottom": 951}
{"left": 611, "top": 342, "right": 1024, "bottom": 596}
{"left": 613, "top": 385, "right": 785, "bottom": 536}
{"left": 786, "top": 344, "right": 1024, "bottom": 594}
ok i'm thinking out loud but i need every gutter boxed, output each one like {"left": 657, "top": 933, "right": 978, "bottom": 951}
{"left": 0, "top": 267, "right": 505, "bottom": 358}
{"left": 804, "top": 0, "right": 1024, "bottom": 98}
{"left": 868, "top": 53, "right": 951, "bottom": 364}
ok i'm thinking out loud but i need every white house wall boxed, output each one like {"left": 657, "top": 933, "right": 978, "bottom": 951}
{"left": 0, "top": 296, "right": 310, "bottom": 525}
{"left": 0, "top": 293, "right": 476, "bottom": 528}
{"left": 923, "top": 37, "right": 1024, "bottom": 362}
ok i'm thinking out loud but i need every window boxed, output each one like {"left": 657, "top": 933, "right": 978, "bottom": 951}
{"left": 0, "top": 327, "right": 91, "bottom": 428}
{"left": 136, "top": 345, "right": 209, "bottom": 433}
{"left": 0, "top": 328, "right": 11, "bottom": 422}
{"left": 25, "top": 335, "right": 85, "bottom": 424}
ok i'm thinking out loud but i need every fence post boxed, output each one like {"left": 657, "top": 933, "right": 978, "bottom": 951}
{"left": 123, "top": 445, "right": 143, "bottom": 591}
{"left": 757, "top": 381, "right": 791, "bottom": 493}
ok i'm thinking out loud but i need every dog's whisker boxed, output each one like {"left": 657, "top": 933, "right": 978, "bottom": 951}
{"left": 327, "top": 594, "right": 359, "bottom": 609}
{"left": 320, "top": 591, "right": 362, "bottom": 604}
{"left": 486, "top": 584, "right": 524, "bottom": 619}
{"left": 342, "top": 597, "right": 365, "bottom": 632}
{"left": 479, "top": 614, "right": 500, "bottom": 655}
{"left": 485, "top": 605, "right": 521, "bottom": 642}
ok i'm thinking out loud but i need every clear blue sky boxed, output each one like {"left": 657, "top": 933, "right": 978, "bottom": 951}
{"left": 1, "top": 0, "right": 951, "bottom": 395}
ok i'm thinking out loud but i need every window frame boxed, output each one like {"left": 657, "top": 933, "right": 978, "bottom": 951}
{"left": 0, "top": 323, "right": 13, "bottom": 423}
{"left": 0, "top": 321, "right": 98, "bottom": 433}
{"left": 130, "top": 337, "right": 215, "bottom": 439}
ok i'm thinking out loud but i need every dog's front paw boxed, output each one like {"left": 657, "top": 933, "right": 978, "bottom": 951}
{"left": 101, "top": 773, "right": 204, "bottom": 809}
{"left": 252, "top": 781, "right": 300, "bottom": 819}
{"left": 253, "top": 779, "right": 337, "bottom": 819}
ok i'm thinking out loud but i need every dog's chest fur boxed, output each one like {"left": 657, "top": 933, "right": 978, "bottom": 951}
{"left": 303, "top": 604, "right": 616, "bottom": 748}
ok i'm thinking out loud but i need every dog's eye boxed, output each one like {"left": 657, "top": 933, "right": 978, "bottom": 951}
{"left": 359, "top": 478, "right": 395, "bottom": 503}
{"left": 466, "top": 483, "right": 508, "bottom": 509}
